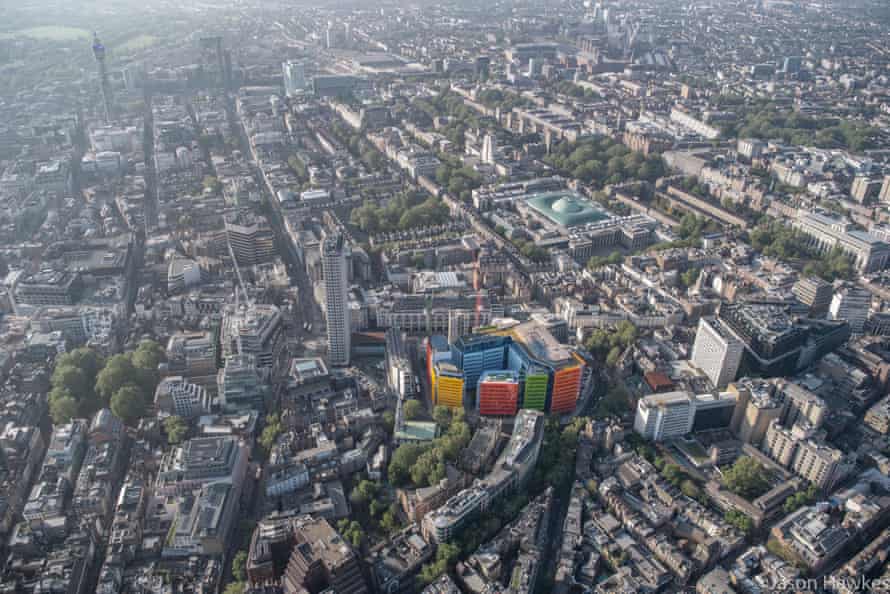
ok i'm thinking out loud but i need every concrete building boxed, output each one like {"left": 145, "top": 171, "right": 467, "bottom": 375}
{"left": 729, "top": 383, "right": 783, "bottom": 446}
{"left": 691, "top": 317, "right": 744, "bottom": 389}
{"left": 323, "top": 234, "right": 351, "bottom": 366}
{"left": 792, "top": 277, "right": 833, "bottom": 317}
{"left": 776, "top": 382, "right": 827, "bottom": 429}
{"left": 218, "top": 353, "right": 267, "bottom": 412}
{"left": 829, "top": 284, "right": 870, "bottom": 334}
{"left": 155, "top": 376, "right": 212, "bottom": 419}
{"left": 633, "top": 391, "right": 695, "bottom": 441}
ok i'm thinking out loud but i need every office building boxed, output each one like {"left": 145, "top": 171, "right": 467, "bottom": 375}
{"left": 157, "top": 436, "right": 248, "bottom": 495}
{"left": 633, "top": 391, "right": 695, "bottom": 441}
{"left": 313, "top": 74, "right": 360, "bottom": 98}
{"left": 220, "top": 303, "right": 283, "bottom": 368}
{"left": 718, "top": 304, "right": 807, "bottom": 377}
{"left": 14, "top": 271, "right": 83, "bottom": 309}
{"left": 829, "top": 284, "right": 870, "bottom": 334}
{"left": 691, "top": 317, "right": 744, "bottom": 389}
{"left": 282, "top": 60, "right": 307, "bottom": 96}
{"left": 718, "top": 303, "right": 850, "bottom": 377}
{"left": 218, "top": 353, "right": 268, "bottom": 412}
{"left": 432, "top": 361, "right": 464, "bottom": 409}
{"left": 385, "top": 329, "right": 413, "bottom": 400}
{"left": 224, "top": 211, "right": 276, "bottom": 266}
{"left": 323, "top": 234, "right": 351, "bottom": 366}
{"left": 691, "top": 391, "right": 738, "bottom": 432}
{"left": 792, "top": 277, "right": 833, "bottom": 317}
{"left": 247, "top": 516, "right": 367, "bottom": 593}
{"left": 477, "top": 370, "right": 520, "bottom": 416}
{"left": 155, "top": 376, "right": 212, "bottom": 419}
{"left": 445, "top": 320, "right": 584, "bottom": 414}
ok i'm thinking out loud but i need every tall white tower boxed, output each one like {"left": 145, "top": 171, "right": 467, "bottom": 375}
{"left": 323, "top": 234, "right": 351, "bottom": 366}
{"left": 691, "top": 317, "right": 743, "bottom": 389}
{"left": 282, "top": 61, "right": 306, "bottom": 97}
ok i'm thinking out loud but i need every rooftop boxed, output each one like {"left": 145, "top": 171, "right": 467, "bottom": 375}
{"left": 525, "top": 191, "right": 610, "bottom": 227}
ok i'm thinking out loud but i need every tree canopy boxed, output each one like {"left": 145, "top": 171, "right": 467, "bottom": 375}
{"left": 544, "top": 136, "right": 667, "bottom": 187}
{"left": 349, "top": 191, "right": 450, "bottom": 235}
{"left": 723, "top": 457, "right": 771, "bottom": 499}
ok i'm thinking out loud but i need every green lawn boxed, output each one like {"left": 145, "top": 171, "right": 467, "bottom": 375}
{"left": 0, "top": 26, "right": 91, "bottom": 42}
{"left": 115, "top": 34, "right": 159, "bottom": 52}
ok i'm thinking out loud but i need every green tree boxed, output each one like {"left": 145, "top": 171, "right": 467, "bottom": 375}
{"left": 131, "top": 340, "right": 165, "bottom": 392}
{"left": 418, "top": 542, "right": 461, "bottom": 586}
{"left": 433, "top": 405, "right": 452, "bottom": 428}
{"left": 725, "top": 510, "right": 754, "bottom": 534}
{"left": 57, "top": 347, "right": 104, "bottom": 381}
{"left": 96, "top": 354, "right": 139, "bottom": 403}
{"left": 223, "top": 583, "right": 245, "bottom": 594}
{"left": 111, "top": 384, "right": 146, "bottom": 425}
{"left": 51, "top": 364, "right": 91, "bottom": 402}
{"left": 231, "top": 550, "right": 247, "bottom": 582}
{"left": 259, "top": 413, "right": 283, "bottom": 455}
{"left": 680, "top": 479, "right": 702, "bottom": 500}
{"left": 349, "top": 480, "right": 379, "bottom": 509}
{"left": 403, "top": 399, "right": 424, "bottom": 421}
{"left": 382, "top": 410, "right": 395, "bottom": 434}
{"left": 723, "top": 457, "right": 771, "bottom": 499}
{"left": 164, "top": 415, "right": 188, "bottom": 444}
{"left": 203, "top": 175, "right": 221, "bottom": 193}
{"left": 388, "top": 443, "right": 428, "bottom": 485}
{"left": 49, "top": 388, "right": 79, "bottom": 424}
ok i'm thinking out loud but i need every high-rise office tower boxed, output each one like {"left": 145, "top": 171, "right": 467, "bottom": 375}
{"left": 92, "top": 33, "right": 114, "bottom": 122}
{"left": 323, "top": 234, "right": 351, "bottom": 366}
{"left": 691, "top": 317, "right": 743, "bottom": 389}
{"left": 283, "top": 60, "right": 307, "bottom": 97}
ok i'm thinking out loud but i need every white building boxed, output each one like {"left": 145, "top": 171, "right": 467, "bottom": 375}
{"left": 155, "top": 376, "right": 212, "bottom": 419}
{"left": 282, "top": 60, "right": 307, "bottom": 96}
{"left": 323, "top": 234, "right": 351, "bottom": 366}
{"left": 691, "top": 318, "right": 743, "bottom": 389}
{"left": 633, "top": 391, "right": 695, "bottom": 441}
{"left": 829, "top": 284, "right": 870, "bottom": 334}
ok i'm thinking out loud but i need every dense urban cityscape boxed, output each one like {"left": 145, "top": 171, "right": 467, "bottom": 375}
{"left": 3, "top": 0, "right": 890, "bottom": 592}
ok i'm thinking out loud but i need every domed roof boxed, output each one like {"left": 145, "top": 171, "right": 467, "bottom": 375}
{"left": 551, "top": 196, "right": 584, "bottom": 214}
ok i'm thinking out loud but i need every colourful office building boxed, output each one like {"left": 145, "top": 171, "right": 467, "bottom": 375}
{"left": 477, "top": 370, "right": 520, "bottom": 416}
{"left": 445, "top": 319, "right": 585, "bottom": 416}
{"left": 432, "top": 361, "right": 464, "bottom": 409}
